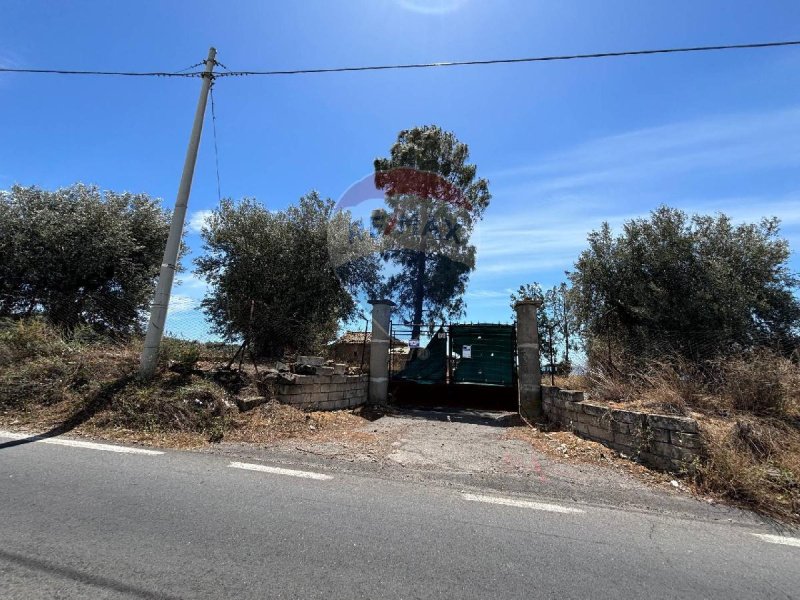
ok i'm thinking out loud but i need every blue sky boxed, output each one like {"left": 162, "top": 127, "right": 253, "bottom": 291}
{"left": 2, "top": 0, "right": 800, "bottom": 339}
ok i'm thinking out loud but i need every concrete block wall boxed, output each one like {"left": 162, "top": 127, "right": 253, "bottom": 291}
{"left": 276, "top": 374, "right": 368, "bottom": 411}
{"left": 542, "top": 386, "right": 703, "bottom": 472}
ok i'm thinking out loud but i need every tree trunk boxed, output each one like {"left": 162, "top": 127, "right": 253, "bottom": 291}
{"left": 410, "top": 249, "right": 426, "bottom": 342}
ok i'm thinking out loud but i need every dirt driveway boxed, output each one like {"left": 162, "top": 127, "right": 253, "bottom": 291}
{"left": 214, "top": 406, "right": 754, "bottom": 521}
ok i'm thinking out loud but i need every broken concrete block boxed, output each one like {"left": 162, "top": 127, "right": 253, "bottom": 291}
{"left": 297, "top": 356, "right": 325, "bottom": 367}
{"left": 236, "top": 396, "right": 268, "bottom": 412}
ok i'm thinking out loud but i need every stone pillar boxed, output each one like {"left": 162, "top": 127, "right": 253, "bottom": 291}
{"left": 368, "top": 299, "right": 395, "bottom": 404}
{"left": 514, "top": 299, "right": 543, "bottom": 422}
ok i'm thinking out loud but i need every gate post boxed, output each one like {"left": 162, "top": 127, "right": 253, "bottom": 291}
{"left": 514, "top": 299, "right": 543, "bottom": 422}
{"left": 368, "top": 299, "right": 395, "bottom": 404}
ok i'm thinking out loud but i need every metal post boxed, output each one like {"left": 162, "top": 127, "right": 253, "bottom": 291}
{"left": 139, "top": 47, "right": 217, "bottom": 379}
{"left": 514, "top": 299, "right": 543, "bottom": 422}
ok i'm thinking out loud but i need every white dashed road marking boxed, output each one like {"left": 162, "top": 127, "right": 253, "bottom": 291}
{"left": 462, "top": 493, "right": 586, "bottom": 514}
{"left": 228, "top": 461, "right": 333, "bottom": 480}
{"left": 752, "top": 534, "right": 800, "bottom": 548}
{"left": 0, "top": 430, "right": 164, "bottom": 455}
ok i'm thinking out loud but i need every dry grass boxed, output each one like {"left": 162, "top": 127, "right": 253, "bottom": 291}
{"left": 552, "top": 373, "right": 589, "bottom": 390}
{"left": 693, "top": 417, "right": 800, "bottom": 522}
{"left": 0, "top": 319, "right": 370, "bottom": 450}
{"left": 506, "top": 425, "right": 672, "bottom": 487}
{"left": 582, "top": 349, "right": 800, "bottom": 522}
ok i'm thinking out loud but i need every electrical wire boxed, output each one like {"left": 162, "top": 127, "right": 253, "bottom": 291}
{"left": 2, "top": 39, "right": 799, "bottom": 79}
{"left": 209, "top": 84, "right": 223, "bottom": 204}
{"left": 0, "top": 67, "right": 201, "bottom": 77}
{"left": 217, "top": 40, "right": 800, "bottom": 77}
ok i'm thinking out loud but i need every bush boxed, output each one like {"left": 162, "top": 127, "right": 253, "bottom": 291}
{"left": 108, "top": 377, "right": 230, "bottom": 436}
{"left": 160, "top": 338, "right": 201, "bottom": 372}
{"left": 0, "top": 318, "right": 66, "bottom": 366}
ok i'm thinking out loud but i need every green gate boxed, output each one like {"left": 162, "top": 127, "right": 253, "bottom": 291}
{"left": 449, "top": 324, "right": 515, "bottom": 386}
{"left": 389, "top": 323, "right": 517, "bottom": 407}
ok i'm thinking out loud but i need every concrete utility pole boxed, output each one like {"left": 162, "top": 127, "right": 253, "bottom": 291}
{"left": 139, "top": 47, "right": 217, "bottom": 379}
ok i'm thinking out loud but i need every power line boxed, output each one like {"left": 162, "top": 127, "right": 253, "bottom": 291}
{"left": 2, "top": 39, "right": 799, "bottom": 79}
{"left": 0, "top": 67, "right": 201, "bottom": 77}
{"left": 218, "top": 40, "right": 800, "bottom": 77}
{"left": 209, "top": 83, "right": 223, "bottom": 203}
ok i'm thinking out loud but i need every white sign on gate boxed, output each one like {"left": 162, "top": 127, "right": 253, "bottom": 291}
{"left": 462, "top": 345, "right": 472, "bottom": 359}
{"left": 409, "top": 339, "right": 420, "bottom": 348}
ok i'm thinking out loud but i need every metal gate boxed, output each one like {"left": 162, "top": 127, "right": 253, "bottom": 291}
{"left": 388, "top": 323, "right": 517, "bottom": 408}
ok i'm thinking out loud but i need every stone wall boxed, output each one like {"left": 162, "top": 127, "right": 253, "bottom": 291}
{"left": 542, "top": 385, "right": 703, "bottom": 472}
{"left": 276, "top": 373, "right": 368, "bottom": 411}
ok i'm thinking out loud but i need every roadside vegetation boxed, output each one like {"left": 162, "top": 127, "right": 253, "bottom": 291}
{"left": 0, "top": 319, "right": 371, "bottom": 448}
{"left": 3, "top": 132, "right": 799, "bottom": 522}
{"left": 521, "top": 207, "right": 800, "bottom": 522}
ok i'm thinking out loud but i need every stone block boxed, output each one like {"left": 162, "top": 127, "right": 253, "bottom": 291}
{"left": 646, "top": 414, "right": 699, "bottom": 433}
{"left": 581, "top": 403, "right": 609, "bottom": 418}
{"left": 586, "top": 424, "right": 614, "bottom": 442}
{"left": 649, "top": 441, "right": 698, "bottom": 462}
{"left": 542, "top": 386, "right": 558, "bottom": 400}
{"left": 333, "top": 363, "right": 347, "bottom": 375}
{"left": 317, "top": 366, "right": 335, "bottom": 376}
{"left": 611, "top": 409, "right": 646, "bottom": 426}
{"left": 648, "top": 427, "right": 671, "bottom": 444}
{"left": 671, "top": 431, "right": 703, "bottom": 450}
{"left": 235, "top": 396, "right": 268, "bottom": 411}
{"left": 572, "top": 421, "right": 589, "bottom": 435}
{"left": 576, "top": 413, "right": 602, "bottom": 428}
{"left": 297, "top": 356, "right": 325, "bottom": 367}
{"left": 610, "top": 420, "right": 633, "bottom": 434}
{"left": 561, "top": 390, "right": 585, "bottom": 403}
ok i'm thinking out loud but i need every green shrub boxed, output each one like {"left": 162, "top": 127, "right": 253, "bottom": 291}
{"left": 0, "top": 318, "right": 66, "bottom": 365}
{"left": 160, "top": 338, "right": 201, "bottom": 372}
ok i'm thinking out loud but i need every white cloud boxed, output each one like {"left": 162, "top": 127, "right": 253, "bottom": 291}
{"left": 488, "top": 106, "right": 800, "bottom": 189}
{"left": 186, "top": 209, "right": 213, "bottom": 234}
{"left": 395, "top": 0, "right": 468, "bottom": 14}
{"left": 168, "top": 294, "right": 199, "bottom": 314}
{"left": 473, "top": 106, "right": 800, "bottom": 278}
{"left": 176, "top": 273, "right": 208, "bottom": 290}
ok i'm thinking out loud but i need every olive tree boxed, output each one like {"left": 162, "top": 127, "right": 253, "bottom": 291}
{"left": 195, "top": 192, "right": 379, "bottom": 356}
{"left": 0, "top": 184, "right": 171, "bottom": 334}
{"left": 569, "top": 206, "right": 800, "bottom": 364}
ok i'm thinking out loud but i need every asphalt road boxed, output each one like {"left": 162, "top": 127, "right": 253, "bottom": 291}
{"left": 1, "top": 430, "right": 798, "bottom": 599}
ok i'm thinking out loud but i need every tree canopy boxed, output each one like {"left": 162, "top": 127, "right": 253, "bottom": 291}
{"left": 569, "top": 206, "right": 800, "bottom": 364}
{"left": 371, "top": 125, "right": 490, "bottom": 339}
{"left": 510, "top": 282, "right": 580, "bottom": 372}
{"left": 0, "top": 184, "right": 171, "bottom": 334}
{"left": 195, "top": 192, "right": 378, "bottom": 356}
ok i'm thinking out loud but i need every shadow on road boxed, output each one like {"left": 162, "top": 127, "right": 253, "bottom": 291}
{"left": 0, "top": 374, "right": 133, "bottom": 451}
{"left": 390, "top": 406, "right": 523, "bottom": 428}
{"left": 0, "top": 548, "right": 183, "bottom": 600}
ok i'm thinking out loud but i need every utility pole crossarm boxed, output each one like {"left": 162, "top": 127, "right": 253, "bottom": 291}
{"left": 139, "top": 47, "right": 217, "bottom": 379}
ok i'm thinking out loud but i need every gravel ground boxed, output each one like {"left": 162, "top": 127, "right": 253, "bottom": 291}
{"left": 208, "top": 406, "right": 758, "bottom": 523}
